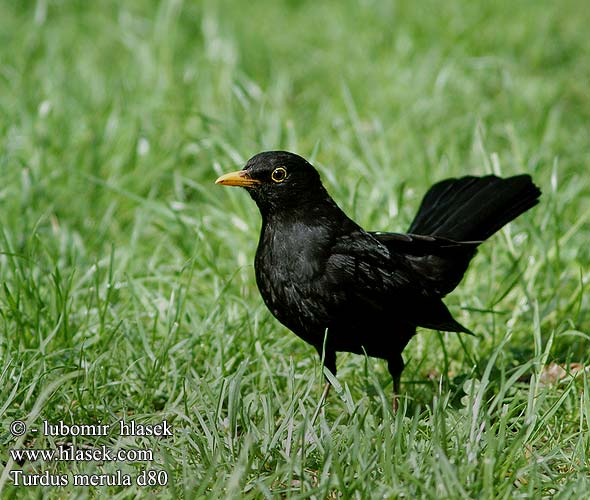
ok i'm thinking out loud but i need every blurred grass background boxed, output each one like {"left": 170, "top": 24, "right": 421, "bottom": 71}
{"left": 1, "top": 0, "right": 589, "bottom": 498}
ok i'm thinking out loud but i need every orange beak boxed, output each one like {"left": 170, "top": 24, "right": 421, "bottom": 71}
{"left": 215, "top": 170, "right": 261, "bottom": 188}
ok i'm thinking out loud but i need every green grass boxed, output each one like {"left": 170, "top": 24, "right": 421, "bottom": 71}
{"left": 1, "top": 0, "right": 589, "bottom": 498}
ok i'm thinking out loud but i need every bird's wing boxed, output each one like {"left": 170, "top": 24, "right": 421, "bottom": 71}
{"left": 325, "top": 230, "right": 426, "bottom": 303}
{"left": 370, "top": 231, "right": 479, "bottom": 296}
{"left": 324, "top": 230, "right": 474, "bottom": 333}
{"left": 370, "top": 231, "right": 480, "bottom": 253}
{"left": 326, "top": 230, "right": 478, "bottom": 299}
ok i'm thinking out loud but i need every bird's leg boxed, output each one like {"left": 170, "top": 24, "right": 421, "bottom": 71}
{"left": 388, "top": 355, "right": 405, "bottom": 412}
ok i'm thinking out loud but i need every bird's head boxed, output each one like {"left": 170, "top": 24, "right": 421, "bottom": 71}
{"left": 215, "top": 151, "right": 326, "bottom": 213}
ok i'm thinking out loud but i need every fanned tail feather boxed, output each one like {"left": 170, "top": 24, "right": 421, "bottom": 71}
{"left": 408, "top": 175, "right": 541, "bottom": 242}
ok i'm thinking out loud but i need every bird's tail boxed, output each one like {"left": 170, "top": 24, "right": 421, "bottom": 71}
{"left": 408, "top": 175, "right": 541, "bottom": 241}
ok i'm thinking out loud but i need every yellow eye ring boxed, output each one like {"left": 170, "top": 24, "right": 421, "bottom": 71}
{"left": 271, "top": 167, "right": 287, "bottom": 183}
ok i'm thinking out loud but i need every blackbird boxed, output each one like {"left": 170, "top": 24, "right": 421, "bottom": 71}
{"left": 216, "top": 151, "right": 540, "bottom": 409}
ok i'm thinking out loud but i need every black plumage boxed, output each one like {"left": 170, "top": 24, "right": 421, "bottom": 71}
{"left": 216, "top": 151, "right": 541, "bottom": 407}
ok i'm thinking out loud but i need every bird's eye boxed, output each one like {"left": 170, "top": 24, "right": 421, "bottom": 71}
{"left": 271, "top": 167, "right": 287, "bottom": 183}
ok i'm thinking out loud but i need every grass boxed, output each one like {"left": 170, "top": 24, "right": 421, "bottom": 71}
{"left": 1, "top": 0, "right": 589, "bottom": 497}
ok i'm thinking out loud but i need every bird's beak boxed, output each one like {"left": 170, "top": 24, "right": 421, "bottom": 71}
{"left": 215, "top": 170, "right": 261, "bottom": 188}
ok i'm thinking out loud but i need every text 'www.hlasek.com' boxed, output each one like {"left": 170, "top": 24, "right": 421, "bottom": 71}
{"left": 7, "top": 419, "right": 172, "bottom": 488}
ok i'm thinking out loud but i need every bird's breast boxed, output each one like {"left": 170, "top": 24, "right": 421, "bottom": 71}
{"left": 254, "top": 222, "right": 334, "bottom": 334}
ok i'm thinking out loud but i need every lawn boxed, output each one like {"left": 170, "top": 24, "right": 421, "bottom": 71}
{"left": 1, "top": 0, "right": 589, "bottom": 498}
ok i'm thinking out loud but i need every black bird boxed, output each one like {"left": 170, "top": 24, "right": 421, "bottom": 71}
{"left": 216, "top": 151, "right": 540, "bottom": 410}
